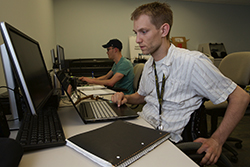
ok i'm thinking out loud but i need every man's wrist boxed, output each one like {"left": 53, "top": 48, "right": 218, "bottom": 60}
{"left": 211, "top": 133, "right": 226, "bottom": 146}
{"left": 124, "top": 94, "right": 131, "bottom": 103}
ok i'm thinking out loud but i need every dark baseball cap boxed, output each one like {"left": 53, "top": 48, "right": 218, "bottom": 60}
{"left": 102, "top": 39, "right": 123, "bottom": 50}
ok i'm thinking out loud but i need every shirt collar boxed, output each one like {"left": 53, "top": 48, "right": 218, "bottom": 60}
{"left": 146, "top": 44, "right": 174, "bottom": 74}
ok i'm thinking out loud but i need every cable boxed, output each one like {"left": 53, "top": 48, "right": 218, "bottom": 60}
{"left": 76, "top": 89, "right": 86, "bottom": 96}
{"left": 0, "top": 86, "right": 15, "bottom": 92}
{"left": 0, "top": 85, "right": 23, "bottom": 97}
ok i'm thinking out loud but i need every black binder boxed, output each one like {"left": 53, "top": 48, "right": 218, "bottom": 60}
{"left": 66, "top": 120, "right": 170, "bottom": 167}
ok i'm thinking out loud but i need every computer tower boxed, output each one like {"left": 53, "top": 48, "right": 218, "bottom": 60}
{"left": 0, "top": 108, "right": 10, "bottom": 137}
{"left": 0, "top": 92, "right": 11, "bottom": 115}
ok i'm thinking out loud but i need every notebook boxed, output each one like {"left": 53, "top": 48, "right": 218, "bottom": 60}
{"left": 56, "top": 70, "right": 139, "bottom": 123}
{"left": 66, "top": 120, "right": 170, "bottom": 167}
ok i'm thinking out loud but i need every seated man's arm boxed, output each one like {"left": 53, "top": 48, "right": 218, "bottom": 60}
{"left": 194, "top": 85, "right": 250, "bottom": 165}
{"left": 80, "top": 71, "right": 124, "bottom": 87}
{"left": 96, "top": 70, "right": 113, "bottom": 80}
{"left": 79, "top": 70, "right": 113, "bottom": 81}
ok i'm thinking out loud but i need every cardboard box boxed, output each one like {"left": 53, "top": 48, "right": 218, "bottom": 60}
{"left": 171, "top": 37, "right": 189, "bottom": 49}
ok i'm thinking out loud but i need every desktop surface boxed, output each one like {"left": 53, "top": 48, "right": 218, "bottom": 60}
{"left": 10, "top": 97, "right": 198, "bottom": 167}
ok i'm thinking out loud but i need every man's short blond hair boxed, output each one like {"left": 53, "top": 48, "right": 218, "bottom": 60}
{"left": 131, "top": 2, "right": 173, "bottom": 39}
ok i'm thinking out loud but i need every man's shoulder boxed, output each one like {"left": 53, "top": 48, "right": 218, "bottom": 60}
{"left": 121, "top": 56, "right": 131, "bottom": 62}
{"left": 172, "top": 46, "right": 202, "bottom": 57}
{"left": 120, "top": 57, "right": 133, "bottom": 66}
{"left": 170, "top": 46, "right": 209, "bottom": 64}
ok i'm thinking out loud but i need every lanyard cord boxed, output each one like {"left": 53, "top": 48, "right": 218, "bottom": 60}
{"left": 153, "top": 61, "right": 166, "bottom": 116}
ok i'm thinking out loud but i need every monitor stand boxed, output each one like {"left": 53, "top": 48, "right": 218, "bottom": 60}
{"left": 6, "top": 115, "right": 22, "bottom": 130}
{"left": 0, "top": 44, "right": 22, "bottom": 130}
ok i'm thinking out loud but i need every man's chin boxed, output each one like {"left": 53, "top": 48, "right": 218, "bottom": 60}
{"left": 141, "top": 50, "right": 150, "bottom": 55}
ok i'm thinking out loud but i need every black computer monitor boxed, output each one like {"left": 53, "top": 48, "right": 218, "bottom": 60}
{"left": 0, "top": 22, "right": 54, "bottom": 118}
{"left": 50, "top": 49, "right": 57, "bottom": 68}
{"left": 56, "top": 45, "right": 65, "bottom": 71}
{"left": 50, "top": 48, "right": 57, "bottom": 69}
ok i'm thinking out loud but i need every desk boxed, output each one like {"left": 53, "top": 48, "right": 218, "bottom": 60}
{"left": 11, "top": 100, "right": 199, "bottom": 167}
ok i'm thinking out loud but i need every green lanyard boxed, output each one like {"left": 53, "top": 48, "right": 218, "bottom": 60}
{"left": 153, "top": 61, "right": 166, "bottom": 130}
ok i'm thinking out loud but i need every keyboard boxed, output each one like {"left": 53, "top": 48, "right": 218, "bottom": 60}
{"left": 89, "top": 101, "right": 118, "bottom": 119}
{"left": 76, "top": 77, "right": 87, "bottom": 86}
{"left": 16, "top": 101, "right": 66, "bottom": 151}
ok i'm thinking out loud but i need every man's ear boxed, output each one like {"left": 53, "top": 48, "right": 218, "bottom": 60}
{"left": 161, "top": 23, "right": 170, "bottom": 37}
{"left": 113, "top": 47, "right": 118, "bottom": 52}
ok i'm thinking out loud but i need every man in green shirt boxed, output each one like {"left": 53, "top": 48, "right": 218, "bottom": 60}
{"left": 79, "top": 39, "right": 134, "bottom": 94}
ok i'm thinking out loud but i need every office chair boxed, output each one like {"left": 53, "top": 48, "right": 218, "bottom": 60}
{"left": 204, "top": 52, "right": 250, "bottom": 163}
{"left": 133, "top": 63, "right": 144, "bottom": 92}
{"left": 130, "top": 63, "right": 144, "bottom": 109}
{"left": 108, "top": 63, "right": 145, "bottom": 94}
{"left": 176, "top": 101, "right": 233, "bottom": 167}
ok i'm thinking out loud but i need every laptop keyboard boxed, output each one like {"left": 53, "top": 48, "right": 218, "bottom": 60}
{"left": 89, "top": 101, "right": 118, "bottom": 119}
{"left": 16, "top": 106, "right": 66, "bottom": 151}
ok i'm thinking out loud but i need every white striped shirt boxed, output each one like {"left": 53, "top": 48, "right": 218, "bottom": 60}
{"left": 137, "top": 44, "right": 237, "bottom": 143}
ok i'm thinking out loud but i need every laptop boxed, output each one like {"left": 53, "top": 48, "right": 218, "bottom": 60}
{"left": 56, "top": 70, "right": 139, "bottom": 123}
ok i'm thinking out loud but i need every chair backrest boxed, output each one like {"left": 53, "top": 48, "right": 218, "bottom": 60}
{"left": 181, "top": 100, "right": 208, "bottom": 142}
{"left": 218, "top": 52, "right": 250, "bottom": 87}
{"left": 133, "top": 63, "right": 144, "bottom": 91}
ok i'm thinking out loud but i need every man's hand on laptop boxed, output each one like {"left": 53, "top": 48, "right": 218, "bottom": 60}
{"left": 111, "top": 92, "right": 127, "bottom": 107}
{"left": 79, "top": 76, "right": 93, "bottom": 84}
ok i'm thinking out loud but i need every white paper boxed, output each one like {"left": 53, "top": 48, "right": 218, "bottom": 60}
{"left": 77, "top": 85, "right": 106, "bottom": 90}
{"left": 80, "top": 89, "right": 116, "bottom": 96}
{"left": 66, "top": 140, "right": 112, "bottom": 167}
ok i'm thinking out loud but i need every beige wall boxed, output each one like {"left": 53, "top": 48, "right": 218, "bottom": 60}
{"left": 0, "top": 0, "right": 55, "bottom": 93}
{"left": 54, "top": 0, "right": 250, "bottom": 59}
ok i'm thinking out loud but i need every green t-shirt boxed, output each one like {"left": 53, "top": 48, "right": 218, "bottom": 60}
{"left": 111, "top": 57, "right": 134, "bottom": 94}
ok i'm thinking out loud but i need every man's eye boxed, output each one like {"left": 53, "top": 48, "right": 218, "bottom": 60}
{"left": 141, "top": 30, "right": 148, "bottom": 34}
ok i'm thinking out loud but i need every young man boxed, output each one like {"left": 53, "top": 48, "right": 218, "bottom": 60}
{"left": 111, "top": 2, "right": 250, "bottom": 165}
{"left": 79, "top": 39, "right": 134, "bottom": 95}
